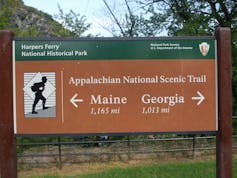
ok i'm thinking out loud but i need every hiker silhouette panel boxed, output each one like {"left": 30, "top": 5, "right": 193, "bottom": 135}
{"left": 31, "top": 76, "right": 49, "bottom": 114}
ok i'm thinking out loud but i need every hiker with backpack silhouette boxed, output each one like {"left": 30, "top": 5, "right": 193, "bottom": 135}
{"left": 31, "top": 76, "right": 49, "bottom": 114}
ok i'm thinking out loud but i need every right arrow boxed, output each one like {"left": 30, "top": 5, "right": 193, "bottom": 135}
{"left": 192, "top": 91, "right": 205, "bottom": 105}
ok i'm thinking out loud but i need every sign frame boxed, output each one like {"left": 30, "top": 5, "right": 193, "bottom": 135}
{"left": 13, "top": 36, "right": 218, "bottom": 136}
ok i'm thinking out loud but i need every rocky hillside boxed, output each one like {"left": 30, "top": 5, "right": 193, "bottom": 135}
{"left": 0, "top": 0, "right": 72, "bottom": 37}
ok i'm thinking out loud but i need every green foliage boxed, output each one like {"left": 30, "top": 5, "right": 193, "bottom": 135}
{"left": 0, "top": 6, "right": 12, "bottom": 29}
{"left": 0, "top": 1, "right": 91, "bottom": 37}
{"left": 13, "top": 26, "right": 38, "bottom": 37}
{"left": 0, "top": 1, "right": 24, "bottom": 29}
{"left": 233, "top": 118, "right": 237, "bottom": 133}
{"left": 138, "top": 0, "right": 236, "bottom": 36}
{"left": 232, "top": 29, "right": 237, "bottom": 115}
{"left": 54, "top": 5, "right": 91, "bottom": 37}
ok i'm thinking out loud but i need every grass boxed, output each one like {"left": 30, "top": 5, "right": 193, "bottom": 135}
{"left": 79, "top": 161, "right": 217, "bottom": 178}
{"left": 20, "top": 156, "right": 237, "bottom": 178}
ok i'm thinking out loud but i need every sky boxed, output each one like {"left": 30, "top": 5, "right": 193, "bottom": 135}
{"left": 23, "top": 0, "right": 118, "bottom": 36}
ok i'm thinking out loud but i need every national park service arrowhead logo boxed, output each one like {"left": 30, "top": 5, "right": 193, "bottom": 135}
{"left": 199, "top": 42, "right": 210, "bottom": 56}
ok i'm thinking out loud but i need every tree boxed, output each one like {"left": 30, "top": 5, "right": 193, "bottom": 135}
{"left": 54, "top": 5, "right": 91, "bottom": 37}
{"left": 102, "top": 0, "right": 163, "bottom": 37}
{"left": 138, "top": 0, "right": 236, "bottom": 36}
{"left": 101, "top": 0, "right": 137, "bottom": 37}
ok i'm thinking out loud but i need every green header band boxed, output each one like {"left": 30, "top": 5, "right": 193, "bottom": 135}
{"left": 14, "top": 38, "right": 216, "bottom": 61}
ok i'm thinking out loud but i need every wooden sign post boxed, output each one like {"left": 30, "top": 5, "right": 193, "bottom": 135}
{"left": 0, "top": 30, "right": 17, "bottom": 178}
{"left": 216, "top": 28, "right": 232, "bottom": 178}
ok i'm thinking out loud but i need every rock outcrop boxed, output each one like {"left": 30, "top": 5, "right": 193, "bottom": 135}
{"left": 0, "top": 0, "right": 70, "bottom": 37}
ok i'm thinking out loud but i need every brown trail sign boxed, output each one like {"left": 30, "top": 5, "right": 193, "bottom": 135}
{"left": 13, "top": 37, "right": 217, "bottom": 135}
{"left": 0, "top": 28, "right": 232, "bottom": 178}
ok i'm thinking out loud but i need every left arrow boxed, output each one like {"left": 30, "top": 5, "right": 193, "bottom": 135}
{"left": 70, "top": 93, "right": 84, "bottom": 108}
